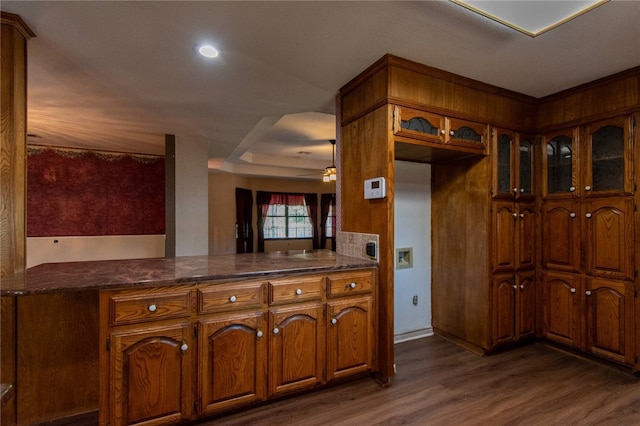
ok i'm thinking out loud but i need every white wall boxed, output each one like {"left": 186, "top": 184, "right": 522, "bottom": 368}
{"left": 393, "top": 160, "right": 432, "bottom": 342}
{"left": 26, "top": 235, "right": 165, "bottom": 268}
{"left": 174, "top": 135, "right": 209, "bottom": 256}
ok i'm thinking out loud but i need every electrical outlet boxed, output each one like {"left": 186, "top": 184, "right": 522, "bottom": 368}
{"left": 412, "top": 295, "right": 418, "bottom": 305}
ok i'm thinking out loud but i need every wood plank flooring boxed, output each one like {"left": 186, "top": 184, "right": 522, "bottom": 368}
{"left": 200, "top": 336, "right": 640, "bottom": 426}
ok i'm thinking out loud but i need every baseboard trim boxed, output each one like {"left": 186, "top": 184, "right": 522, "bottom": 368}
{"left": 394, "top": 327, "right": 433, "bottom": 344}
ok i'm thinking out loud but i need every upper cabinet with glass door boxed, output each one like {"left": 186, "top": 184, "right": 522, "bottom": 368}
{"left": 542, "top": 128, "right": 579, "bottom": 198}
{"left": 583, "top": 116, "right": 633, "bottom": 196}
{"left": 492, "top": 128, "right": 535, "bottom": 200}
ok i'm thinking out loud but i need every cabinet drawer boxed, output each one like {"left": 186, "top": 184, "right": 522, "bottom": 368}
{"left": 269, "top": 275, "right": 324, "bottom": 305}
{"left": 198, "top": 281, "right": 264, "bottom": 313}
{"left": 109, "top": 287, "right": 192, "bottom": 326}
{"left": 327, "top": 270, "right": 373, "bottom": 297}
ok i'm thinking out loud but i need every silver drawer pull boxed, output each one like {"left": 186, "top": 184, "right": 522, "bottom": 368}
{"left": 229, "top": 295, "right": 237, "bottom": 303}
{"left": 148, "top": 304, "right": 157, "bottom": 312}
{"left": 295, "top": 288, "right": 302, "bottom": 295}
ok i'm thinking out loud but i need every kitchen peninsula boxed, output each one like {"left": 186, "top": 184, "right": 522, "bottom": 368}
{"left": 1, "top": 250, "right": 378, "bottom": 425}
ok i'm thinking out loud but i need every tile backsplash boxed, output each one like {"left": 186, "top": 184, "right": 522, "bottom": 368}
{"left": 336, "top": 231, "right": 379, "bottom": 262}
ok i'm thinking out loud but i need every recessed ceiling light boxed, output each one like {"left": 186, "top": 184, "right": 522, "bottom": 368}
{"left": 197, "top": 44, "right": 219, "bottom": 58}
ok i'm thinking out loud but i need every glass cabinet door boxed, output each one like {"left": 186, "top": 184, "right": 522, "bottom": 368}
{"left": 544, "top": 129, "right": 577, "bottom": 196}
{"left": 518, "top": 136, "right": 534, "bottom": 197}
{"left": 585, "top": 116, "right": 630, "bottom": 195}
{"left": 495, "top": 131, "right": 513, "bottom": 197}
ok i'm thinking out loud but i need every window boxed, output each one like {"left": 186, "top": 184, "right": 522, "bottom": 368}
{"left": 325, "top": 203, "right": 336, "bottom": 238}
{"left": 263, "top": 202, "right": 313, "bottom": 239}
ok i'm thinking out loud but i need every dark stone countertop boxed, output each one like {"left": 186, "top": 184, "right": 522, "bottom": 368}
{"left": 0, "top": 250, "right": 377, "bottom": 296}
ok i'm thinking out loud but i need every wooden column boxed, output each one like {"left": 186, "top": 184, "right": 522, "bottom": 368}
{"left": 1, "top": 11, "right": 34, "bottom": 278}
{"left": 1, "top": 12, "right": 34, "bottom": 426}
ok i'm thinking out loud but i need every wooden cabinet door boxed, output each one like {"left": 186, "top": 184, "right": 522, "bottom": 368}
{"left": 446, "top": 117, "right": 487, "bottom": 152}
{"left": 516, "top": 203, "right": 535, "bottom": 270}
{"left": 327, "top": 297, "right": 373, "bottom": 381}
{"left": 516, "top": 272, "right": 536, "bottom": 340}
{"left": 585, "top": 279, "right": 635, "bottom": 365}
{"left": 492, "top": 201, "right": 516, "bottom": 272}
{"left": 541, "top": 200, "right": 580, "bottom": 272}
{"left": 110, "top": 322, "right": 194, "bottom": 426}
{"left": 197, "top": 312, "right": 267, "bottom": 416}
{"left": 584, "top": 197, "right": 634, "bottom": 281}
{"left": 492, "top": 275, "right": 516, "bottom": 346}
{"left": 542, "top": 273, "right": 581, "bottom": 347}
{"left": 268, "top": 303, "right": 325, "bottom": 397}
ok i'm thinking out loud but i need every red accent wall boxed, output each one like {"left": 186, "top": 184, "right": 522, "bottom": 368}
{"left": 27, "top": 146, "right": 165, "bottom": 237}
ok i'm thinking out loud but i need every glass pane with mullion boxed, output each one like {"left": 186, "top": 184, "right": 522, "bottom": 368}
{"left": 546, "top": 135, "right": 573, "bottom": 194}
{"left": 591, "top": 125, "right": 624, "bottom": 192}
{"left": 497, "top": 133, "right": 512, "bottom": 194}
{"left": 519, "top": 139, "right": 532, "bottom": 194}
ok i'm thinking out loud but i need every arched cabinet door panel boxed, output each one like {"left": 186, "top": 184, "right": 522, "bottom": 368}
{"left": 110, "top": 322, "right": 194, "bottom": 426}
{"left": 541, "top": 200, "right": 580, "bottom": 272}
{"left": 541, "top": 273, "right": 581, "bottom": 348}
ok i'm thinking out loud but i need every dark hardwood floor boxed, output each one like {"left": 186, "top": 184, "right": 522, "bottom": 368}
{"left": 201, "top": 336, "right": 640, "bottom": 426}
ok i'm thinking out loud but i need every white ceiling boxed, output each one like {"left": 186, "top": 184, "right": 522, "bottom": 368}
{"left": 3, "top": 1, "right": 639, "bottom": 179}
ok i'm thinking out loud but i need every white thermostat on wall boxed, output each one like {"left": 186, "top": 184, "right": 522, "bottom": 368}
{"left": 364, "top": 177, "right": 386, "bottom": 199}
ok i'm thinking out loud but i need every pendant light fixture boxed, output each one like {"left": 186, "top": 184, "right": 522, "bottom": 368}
{"left": 323, "top": 139, "right": 337, "bottom": 183}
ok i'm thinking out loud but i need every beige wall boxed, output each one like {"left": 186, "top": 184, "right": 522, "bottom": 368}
{"left": 208, "top": 172, "right": 336, "bottom": 254}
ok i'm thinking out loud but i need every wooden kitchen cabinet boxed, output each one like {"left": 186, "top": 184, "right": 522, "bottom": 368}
{"left": 541, "top": 272, "right": 581, "bottom": 348}
{"left": 584, "top": 197, "right": 634, "bottom": 281}
{"left": 585, "top": 279, "right": 635, "bottom": 365}
{"left": 109, "top": 322, "right": 195, "bottom": 426}
{"left": 492, "top": 128, "right": 534, "bottom": 199}
{"left": 491, "top": 271, "right": 536, "bottom": 347}
{"left": 392, "top": 105, "right": 487, "bottom": 154}
{"left": 268, "top": 303, "right": 325, "bottom": 396}
{"left": 197, "top": 312, "right": 267, "bottom": 416}
{"left": 541, "top": 199, "right": 581, "bottom": 273}
{"left": 492, "top": 201, "right": 535, "bottom": 273}
{"left": 100, "top": 267, "right": 377, "bottom": 425}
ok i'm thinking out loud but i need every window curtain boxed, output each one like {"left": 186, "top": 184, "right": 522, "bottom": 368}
{"left": 235, "top": 188, "right": 253, "bottom": 253}
{"left": 320, "top": 193, "right": 336, "bottom": 251}
{"left": 256, "top": 191, "right": 273, "bottom": 253}
{"left": 304, "top": 193, "right": 319, "bottom": 249}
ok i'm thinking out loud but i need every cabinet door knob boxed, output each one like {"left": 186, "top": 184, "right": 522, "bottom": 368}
{"left": 449, "top": 130, "right": 455, "bottom": 136}
{"left": 349, "top": 282, "right": 357, "bottom": 289}
{"left": 148, "top": 304, "right": 157, "bottom": 312}
{"left": 295, "top": 288, "right": 302, "bottom": 295}
{"left": 570, "top": 288, "right": 576, "bottom": 293}
{"left": 180, "top": 342, "right": 188, "bottom": 352}
{"left": 585, "top": 290, "right": 592, "bottom": 296}
{"left": 519, "top": 213, "right": 524, "bottom": 218}
{"left": 512, "top": 212, "right": 518, "bottom": 218}
{"left": 569, "top": 186, "right": 576, "bottom": 192}
{"left": 273, "top": 327, "right": 280, "bottom": 335}
{"left": 569, "top": 212, "right": 576, "bottom": 218}
{"left": 331, "top": 318, "right": 337, "bottom": 325}
{"left": 520, "top": 285, "right": 524, "bottom": 289}
{"left": 440, "top": 129, "right": 446, "bottom": 135}
{"left": 513, "top": 187, "right": 518, "bottom": 193}
{"left": 585, "top": 185, "right": 592, "bottom": 191}
{"left": 512, "top": 285, "right": 517, "bottom": 289}
{"left": 586, "top": 213, "right": 592, "bottom": 218}
{"left": 256, "top": 330, "right": 263, "bottom": 338}
{"left": 520, "top": 188, "right": 525, "bottom": 193}
{"left": 229, "top": 295, "right": 237, "bottom": 303}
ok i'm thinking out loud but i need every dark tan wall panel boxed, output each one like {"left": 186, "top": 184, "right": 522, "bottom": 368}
{"left": 388, "top": 60, "right": 537, "bottom": 131}
{"left": 17, "top": 292, "right": 99, "bottom": 424}
{"left": 431, "top": 156, "right": 492, "bottom": 351}
{"left": 0, "top": 19, "right": 29, "bottom": 278}
{"left": 340, "top": 64, "right": 389, "bottom": 125}
{"left": 341, "top": 105, "right": 395, "bottom": 381}
{"left": 537, "top": 68, "right": 640, "bottom": 130}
